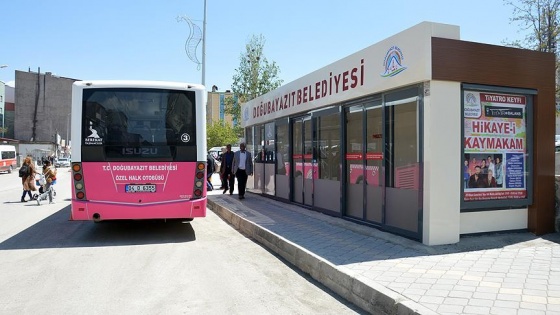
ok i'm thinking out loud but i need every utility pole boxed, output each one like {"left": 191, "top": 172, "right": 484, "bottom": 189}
{"left": 201, "top": 0, "right": 207, "bottom": 87}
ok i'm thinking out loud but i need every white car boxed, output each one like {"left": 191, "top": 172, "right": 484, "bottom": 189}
{"left": 208, "top": 147, "right": 223, "bottom": 160}
{"left": 56, "top": 158, "right": 71, "bottom": 167}
{"left": 556, "top": 135, "right": 560, "bottom": 152}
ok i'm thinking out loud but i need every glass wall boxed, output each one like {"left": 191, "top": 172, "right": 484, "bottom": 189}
{"left": 314, "top": 110, "right": 341, "bottom": 212}
{"left": 245, "top": 127, "right": 255, "bottom": 190}
{"left": 343, "top": 99, "right": 383, "bottom": 222}
{"left": 263, "top": 122, "right": 275, "bottom": 195}
{"left": 345, "top": 105, "right": 364, "bottom": 219}
{"left": 292, "top": 118, "right": 304, "bottom": 203}
{"left": 303, "top": 118, "right": 313, "bottom": 206}
{"left": 365, "top": 103, "right": 383, "bottom": 223}
{"left": 245, "top": 84, "right": 422, "bottom": 240}
{"left": 253, "top": 125, "right": 264, "bottom": 193}
{"left": 275, "top": 122, "right": 290, "bottom": 200}
{"left": 384, "top": 95, "right": 420, "bottom": 234}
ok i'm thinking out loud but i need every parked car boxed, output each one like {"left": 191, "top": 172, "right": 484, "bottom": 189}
{"left": 208, "top": 146, "right": 240, "bottom": 161}
{"left": 56, "top": 158, "right": 71, "bottom": 167}
{"left": 556, "top": 135, "right": 560, "bottom": 152}
{"left": 208, "top": 147, "right": 223, "bottom": 160}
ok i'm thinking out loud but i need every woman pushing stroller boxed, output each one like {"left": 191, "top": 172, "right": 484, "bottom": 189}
{"left": 36, "top": 160, "right": 57, "bottom": 205}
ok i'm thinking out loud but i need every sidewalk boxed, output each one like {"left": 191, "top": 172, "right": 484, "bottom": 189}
{"left": 206, "top": 185, "right": 560, "bottom": 315}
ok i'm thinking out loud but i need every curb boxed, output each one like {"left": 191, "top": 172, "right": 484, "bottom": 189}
{"left": 207, "top": 197, "right": 437, "bottom": 315}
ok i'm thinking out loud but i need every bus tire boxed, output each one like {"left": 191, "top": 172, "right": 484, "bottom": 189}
{"left": 7, "top": 166, "right": 12, "bottom": 174}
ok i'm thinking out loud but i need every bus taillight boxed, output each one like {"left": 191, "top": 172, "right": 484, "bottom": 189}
{"left": 72, "top": 162, "right": 87, "bottom": 200}
{"left": 193, "top": 161, "right": 206, "bottom": 199}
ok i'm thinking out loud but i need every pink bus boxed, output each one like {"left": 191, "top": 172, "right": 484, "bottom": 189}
{"left": 70, "top": 81, "right": 207, "bottom": 222}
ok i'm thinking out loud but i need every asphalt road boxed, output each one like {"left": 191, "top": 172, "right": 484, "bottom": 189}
{"left": 0, "top": 167, "right": 363, "bottom": 315}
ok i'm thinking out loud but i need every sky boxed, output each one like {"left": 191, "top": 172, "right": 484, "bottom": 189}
{"left": 0, "top": 0, "right": 526, "bottom": 91}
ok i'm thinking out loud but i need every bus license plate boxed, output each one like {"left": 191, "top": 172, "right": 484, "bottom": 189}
{"left": 126, "top": 184, "right": 156, "bottom": 193}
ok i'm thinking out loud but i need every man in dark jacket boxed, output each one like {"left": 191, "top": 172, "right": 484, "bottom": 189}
{"left": 220, "top": 144, "right": 235, "bottom": 195}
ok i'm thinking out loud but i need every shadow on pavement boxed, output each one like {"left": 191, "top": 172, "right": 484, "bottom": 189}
{"left": 0, "top": 206, "right": 197, "bottom": 250}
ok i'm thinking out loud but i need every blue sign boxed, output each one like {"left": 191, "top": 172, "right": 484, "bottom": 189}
{"left": 505, "top": 153, "right": 525, "bottom": 189}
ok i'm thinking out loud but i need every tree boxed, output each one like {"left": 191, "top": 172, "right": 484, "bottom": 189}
{"left": 206, "top": 120, "right": 239, "bottom": 149}
{"left": 224, "top": 34, "right": 283, "bottom": 126}
{"left": 504, "top": 0, "right": 560, "bottom": 95}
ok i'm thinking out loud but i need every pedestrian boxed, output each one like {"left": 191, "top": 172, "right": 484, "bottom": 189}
{"left": 218, "top": 146, "right": 226, "bottom": 189}
{"left": 36, "top": 160, "right": 57, "bottom": 205}
{"left": 206, "top": 153, "right": 217, "bottom": 191}
{"left": 20, "top": 156, "right": 37, "bottom": 202}
{"left": 232, "top": 143, "right": 253, "bottom": 200}
{"left": 220, "top": 144, "right": 235, "bottom": 195}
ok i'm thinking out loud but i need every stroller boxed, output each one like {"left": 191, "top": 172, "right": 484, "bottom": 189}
{"left": 32, "top": 173, "right": 57, "bottom": 200}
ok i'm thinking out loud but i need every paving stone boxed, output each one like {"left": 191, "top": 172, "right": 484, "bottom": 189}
{"left": 207, "top": 195, "right": 560, "bottom": 315}
{"left": 489, "top": 306, "right": 519, "bottom": 315}
{"left": 468, "top": 298, "right": 494, "bottom": 307}
{"left": 497, "top": 293, "right": 523, "bottom": 302}
{"left": 472, "top": 291, "right": 497, "bottom": 300}
{"left": 520, "top": 301, "right": 547, "bottom": 311}
{"left": 463, "top": 305, "right": 491, "bottom": 314}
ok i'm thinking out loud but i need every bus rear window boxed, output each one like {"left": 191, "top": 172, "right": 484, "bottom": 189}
{"left": 82, "top": 88, "right": 196, "bottom": 147}
{"left": 81, "top": 88, "right": 197, "bottom": 161}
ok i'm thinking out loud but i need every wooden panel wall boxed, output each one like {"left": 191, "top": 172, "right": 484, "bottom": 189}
{"left": 432, "top": 37, "right": 556, "bottom": 235}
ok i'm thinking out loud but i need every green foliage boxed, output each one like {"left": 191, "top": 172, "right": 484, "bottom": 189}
{"left": 220, "top": 96, "right": 243, "bottom": 138}
{"left": 504, "top": 0, "right": 560, "bottom": 96}
{"left": 504, "top": 0, "right": 560, "bottom": 52}
{"left": 224, "top": 34, "right": 283, "bottom": 123}
{"left": 206, "top": 120, "right": 239, "bottom": 148}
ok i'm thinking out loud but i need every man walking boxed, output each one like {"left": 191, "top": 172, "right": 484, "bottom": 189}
{"left": 232, "top": 143, "right": 253, "bottom": 199}
{"left": 220, "top": 144, "right": 235, "bottom": 195}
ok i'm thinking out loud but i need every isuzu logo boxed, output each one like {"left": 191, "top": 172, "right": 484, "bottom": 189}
{"left": 122, "top": 147, "right": 159, "bottom": 155}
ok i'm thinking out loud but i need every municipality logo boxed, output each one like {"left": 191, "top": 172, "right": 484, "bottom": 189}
{"left": 465, "top": 93, "right": 477, "bottom": 105}
{"left": 464, "top": 92, "right": 481, "bottom": 119}
{"left": 381, "top": 46, "right": 407, "bottom": 77}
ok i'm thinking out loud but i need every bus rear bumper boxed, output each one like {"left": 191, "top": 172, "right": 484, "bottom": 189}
{"left": 70, "top": 198, "right": 207, "bottom": 221}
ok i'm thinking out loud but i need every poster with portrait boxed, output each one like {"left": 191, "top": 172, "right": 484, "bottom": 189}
{"left": 463, "top": 91, "right": 527, "bottom": 202}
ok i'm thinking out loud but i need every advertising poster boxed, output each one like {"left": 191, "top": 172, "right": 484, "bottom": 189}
{"left": 463, "top": 91, "right": 527, "bottom": 202}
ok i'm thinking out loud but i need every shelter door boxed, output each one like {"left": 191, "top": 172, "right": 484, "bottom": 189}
{"left": 292, "top": 116, "right": 314, "bottom": 207}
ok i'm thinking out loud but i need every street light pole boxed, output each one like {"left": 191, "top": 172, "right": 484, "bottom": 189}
{"left": 201, "top": 0, "right": 207, "bottom": 87}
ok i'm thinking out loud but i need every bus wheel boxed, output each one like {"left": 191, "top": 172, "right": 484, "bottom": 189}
{"left": 184, "top": 218, "right": 194, "bottom": 222}
{"left": 7, "top": 166, "right": 12, "bottom": 174}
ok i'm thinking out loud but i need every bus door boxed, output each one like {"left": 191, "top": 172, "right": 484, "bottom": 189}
{"left": 291, "top": 115, "right": 314, "bottom": 207}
